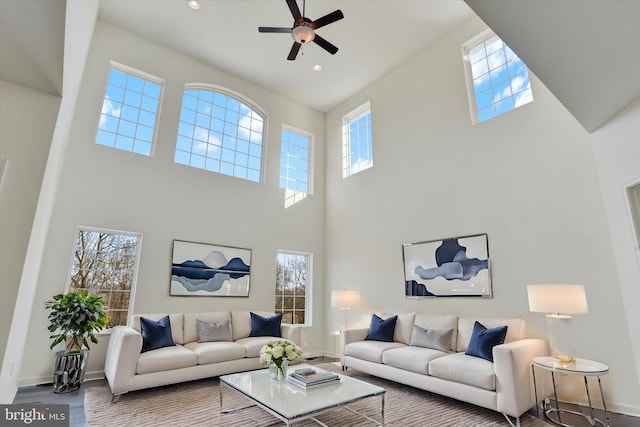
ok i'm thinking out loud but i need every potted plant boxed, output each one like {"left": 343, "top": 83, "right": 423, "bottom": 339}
{"left": 45, "top": 291, "right": 107, "bottom": 353}
{"left": 45, "top": 291, "right": 107, "bottom": 393}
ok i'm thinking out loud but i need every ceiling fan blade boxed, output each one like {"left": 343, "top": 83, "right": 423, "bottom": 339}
{"left": 311, "top": 10, "right": 344, "bottom": 30}
{"left": 259, "top": 26, "right": 292, "bottom": 33}
{"left": 286, "top": 0, "right": 302, "bottom": 20}
{"left": 287, "top": 42, "right": 302, "bottom": 60}
{"left": 313, "top": 34, "right": 339, "bottom": 55}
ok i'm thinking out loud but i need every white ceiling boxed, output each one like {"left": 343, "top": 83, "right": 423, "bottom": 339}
{"left": 1, "top": 0, "right": 639, "bottom": 132}
{"left": 96, "top": 0, "right": 474, "bottom": 113}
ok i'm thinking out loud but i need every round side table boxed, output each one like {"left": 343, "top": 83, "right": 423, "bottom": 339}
{"left": 532, "top": 356, "right": 609, "bottom": 427}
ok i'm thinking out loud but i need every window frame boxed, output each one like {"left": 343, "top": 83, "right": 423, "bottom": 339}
{"left": 65, "top": 226, "right": 142, "bottom": 330}
{"left": 462, "top": 29, "right": 533, "bottom": 125}
{"left": 95, "top": 61, "right": 164, "bottom": 156}
{"left": 275, "top": 250, "right": 312, "bottom": 327}
{"left": 174, "top": 83, "right": 268, "bottom": 183}
{"left": 342, "top": 101, "right": 373, "bottom": 178}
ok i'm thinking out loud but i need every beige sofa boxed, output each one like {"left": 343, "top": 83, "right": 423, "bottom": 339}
{"left": 341, "top": 313, "right": 548, "bottom": 427}
{"left": 104, "top": 310, "right": 301, "bottom": 401}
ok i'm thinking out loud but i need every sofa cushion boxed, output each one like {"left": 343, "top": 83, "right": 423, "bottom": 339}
{"left": 136, "top": 345, "right": 198, "bottom": 375}
{"left": 231, "top": 311, "right": 275, "bottom": 340}
{"left": 235, "top": 336, "right": 294, "bottom": 358}
{"left": 457, "top": 317, "right": 525, "bottom": 352}
{"left": 414, "top": 314, "right": 458, "bottom": 351}
{"left": 382, "top": 346, "right": 447, "bottom": 375}
{"left": 345, "top": 340, "right": 405, "bottom": 363}
{"left": 183, "top": 341, "right": 246, "bottom": 364}
{"left": 183, "top": 311, "right": 230, "bottom": 343}
{"left": 133, "top": 313, "right": 184, "bottom": 345}
{"left": 410, "top": 325, "right": 453, "bottom": 352}
{"left": 250, "top": 312, "right": 282, "bottom": 337}
{"left": 140, "top": 316, "right": 175, "bottom": 353}
{"left": 465, "top": 321, "right": 507, "bottom": 362}
{"left": 377, "top": 312, "right": 415, "bottom": 345}
{"left": 428, "top": 352, "right": 496, "bottom": 391}
{"left": 197, "top": 319, "right": 232, "bottom": 343}
{"left": 366, "top": 314, "right": 397, "bottom": 342}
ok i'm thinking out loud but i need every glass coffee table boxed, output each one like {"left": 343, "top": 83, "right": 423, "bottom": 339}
{"left": 219, "top": 364, "right": 385, "bottom": 426}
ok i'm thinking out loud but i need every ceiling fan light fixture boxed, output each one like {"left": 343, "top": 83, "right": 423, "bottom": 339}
{"left": 187, "top": 1, "right": 200, "bottom": 10}
{"left": 292, "top": 25, "right": 315, "bottom": 44}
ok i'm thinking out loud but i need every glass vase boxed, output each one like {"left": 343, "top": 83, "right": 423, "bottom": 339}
{"left": 269, "top": 358, "right": 288, "bottom": 380}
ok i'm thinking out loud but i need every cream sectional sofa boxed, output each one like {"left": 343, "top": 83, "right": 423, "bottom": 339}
{"left": 341, "top": 313, "right": 548, "bottom": 427}
{"left": 104, "top": 310, "right": 301, "bottom": 401}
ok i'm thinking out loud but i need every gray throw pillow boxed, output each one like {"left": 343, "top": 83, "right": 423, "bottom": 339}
{"left": 197, "top": 319, "right": 232, "bottom": 343}
{"left": 410, "top": 325, "right": 453, "bottom": 352}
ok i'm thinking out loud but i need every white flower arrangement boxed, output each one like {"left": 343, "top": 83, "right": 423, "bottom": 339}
{"left": 259, "top": 340, "right": 303, "bottom": 367}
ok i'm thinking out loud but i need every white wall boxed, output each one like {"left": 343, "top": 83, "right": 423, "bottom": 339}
{"left": 325, "top": 17, "right": 640, "bottom": 414}
{"left": 18, "top": 20, "right": 327, "bottom": 384}
{"left": 0, "top": 81, "right": 59, "bottom": 364}
{"left": 590, "top": 97, "right": 640, "bottom": 391}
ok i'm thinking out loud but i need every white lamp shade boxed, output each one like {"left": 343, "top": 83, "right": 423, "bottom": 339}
{"left": 331, "top": 290, "right": 360, "bottom": 309}
{"left": 527, "top": 284, "right": 589, "bottom": 318}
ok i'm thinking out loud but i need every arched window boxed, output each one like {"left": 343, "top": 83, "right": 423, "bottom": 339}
{"left": 174, "top": 85, "right": 266, "bottom": 183}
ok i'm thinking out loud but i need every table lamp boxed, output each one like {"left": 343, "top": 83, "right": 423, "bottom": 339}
{"left": 331, "top": 289, "right": 360, "bottom": 331}
{"left": 527, "top": 284, "right": 588, "bottom": 363}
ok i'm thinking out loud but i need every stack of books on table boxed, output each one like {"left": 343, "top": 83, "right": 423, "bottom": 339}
{"left": 287, "top": 368, "right": 340, "bottom": 389}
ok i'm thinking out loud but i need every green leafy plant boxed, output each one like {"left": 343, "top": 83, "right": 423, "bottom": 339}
{"left": 45, "top": 291, "right": 107, "bottom": 354}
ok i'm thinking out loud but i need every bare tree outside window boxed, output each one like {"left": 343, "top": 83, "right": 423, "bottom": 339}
{"left": 68, "top": 229, "right": 141, "bottom": 329}
{"left": 275, "top": 251, "right": 311, "bottom": 325}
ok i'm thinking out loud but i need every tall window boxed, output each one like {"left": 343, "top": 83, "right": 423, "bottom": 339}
{"left": 67, "top": 228, "right": 141, "bottom": 329}
{"left": 174, "top": 85, "right": 265, "bottom": 183}
{"left": 342, "top": 101, "right": 373, "bottom": 178}
{"left": 280, "top": 127, "right": 312, "bottom": 208}
{"left": 96, "top": 62, "right": 163, "bottom": 156}
{"left": 275, "top": 251, "right": 311, "bottom": 325}
{"left": 463, "top": 30, "right": 533, "bottom": 124}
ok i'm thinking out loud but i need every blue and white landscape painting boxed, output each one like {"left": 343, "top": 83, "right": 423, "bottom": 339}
{"left": 170, "top": 241, "right": 251, "bottom": 297}
{"left": 403, "top": 234, "right": 491, "bottom": 297}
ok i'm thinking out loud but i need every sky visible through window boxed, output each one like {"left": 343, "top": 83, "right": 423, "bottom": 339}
{"left": 174, "top": 88, "right": 264, "bottom": 183}
{"left": 96, "top": 67, "right": 162, "bottom": 155}
{"left": 342, "top": 102, "right": 373, "bottom": 178}
{"left": 466, "top": 32, "right": 533, "bottom": 123}
{"left": 280, "top": 128, "right": 310, "bottom": 192}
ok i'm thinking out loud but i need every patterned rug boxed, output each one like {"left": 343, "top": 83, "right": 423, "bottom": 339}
{"left": 85, "top": 363, "right": 551, "bottom": 426}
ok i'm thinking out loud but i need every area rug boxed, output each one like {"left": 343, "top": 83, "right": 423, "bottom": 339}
{"left": 85, "top": 363, "right": 551, "bottom": 426}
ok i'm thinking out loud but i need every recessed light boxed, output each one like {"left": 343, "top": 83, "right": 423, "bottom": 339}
{"left": 312, "top": 65, "right": 322, "bottom": 72}
{"left": 187, "top": 1, "right": 200, "bottom": 10}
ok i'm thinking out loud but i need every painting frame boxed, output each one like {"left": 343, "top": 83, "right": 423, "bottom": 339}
{"left": 170, "top": 240, "right": 251, "bottom": 297}
{"left": 402, "top": 233, "right": 491, "bottom": 298}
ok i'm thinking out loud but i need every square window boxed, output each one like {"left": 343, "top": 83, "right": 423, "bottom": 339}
{"left": 463, "top": 30, "right": 533, "bottom": 124}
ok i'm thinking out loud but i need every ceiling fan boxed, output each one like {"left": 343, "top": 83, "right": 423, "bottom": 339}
{"left": 258, "top": 0, "right": 344, "bottom": 61}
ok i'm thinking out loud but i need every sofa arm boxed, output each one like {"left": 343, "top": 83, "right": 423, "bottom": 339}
{"left": 339, "top": 328, "right": 369, "bottom": 367}
{"left": 104, "top": 326, "right": 143, "bottom": 396}
{"left": 281, "top": 324, "right": 302, "bottom": 347}
{"left": 493, "top": 338, "right": 549, "bottom": 417}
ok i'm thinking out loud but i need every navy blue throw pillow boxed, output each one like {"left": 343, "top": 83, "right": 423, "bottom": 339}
{"left": 365, "top": 314, "right": 398, "bottom": 342}
{"left": 249, "top": 312, "right": 282, "bottom": 337}
{"left": 465, "top": 321, "right": 508, "bottom": 362}
{"left": 140, "top": 316, "right": 175, "bottom": 353}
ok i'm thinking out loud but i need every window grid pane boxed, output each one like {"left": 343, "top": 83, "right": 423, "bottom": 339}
{"left": 275, "top": 251, "right": 310, "bottom": 325}
{"left": 68, "top": 229, "right": 140, "bottom": 329}
{"left": 464, "top": 31, "right": 533, "bottom": 124}
{"left": 174, "top": 88, "right": 265, "bottom": 183}
{"left": 342, "top": 102, "right": 373, "bottom": 178}
{"left": 96, "top": 66, "right": 162, "bottom": 156}
{"left": 280, "top": 128, "right": 311, "bottom": 194}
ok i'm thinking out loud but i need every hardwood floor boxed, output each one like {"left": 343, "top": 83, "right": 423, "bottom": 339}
{"left": 10, "top": 361, "right": 640, "bottom": 427}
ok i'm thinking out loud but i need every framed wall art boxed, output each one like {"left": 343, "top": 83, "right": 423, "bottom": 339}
{"left": 402, "top": 233, "right": 491, "bottom": 298}
{"left": 170, "top": 240, "right": 251, "bottom": 297}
